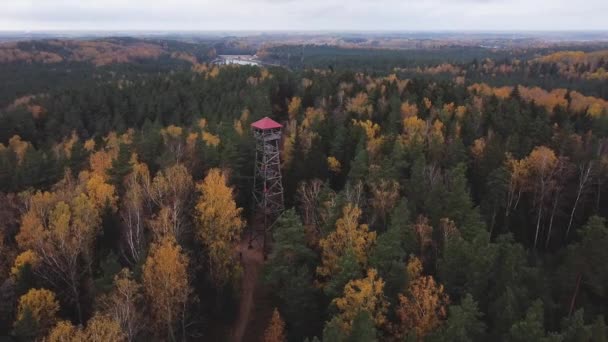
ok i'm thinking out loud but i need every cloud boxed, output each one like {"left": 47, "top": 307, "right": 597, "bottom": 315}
{"left": 0, "top": 0, "right": 607, "bottom": 31}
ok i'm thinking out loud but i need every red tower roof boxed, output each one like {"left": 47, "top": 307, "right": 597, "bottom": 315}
{"left": 251, "top": 117, "right": 282, "bottom": 130}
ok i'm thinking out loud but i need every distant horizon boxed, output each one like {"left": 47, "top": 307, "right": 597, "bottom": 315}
{"left": 2, "top": 29, "right": 608, "bottom": 33}
{"left": 2, "top": 1, "right": 607, "bottom": 32}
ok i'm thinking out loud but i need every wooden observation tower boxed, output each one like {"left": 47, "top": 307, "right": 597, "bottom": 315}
{"left": 250, "top": 117, "right": 284, "bottom": 251}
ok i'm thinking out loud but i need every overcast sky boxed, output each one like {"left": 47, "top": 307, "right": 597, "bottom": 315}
{"left": 1, "top": 0, "right": 607, "bottom": 31}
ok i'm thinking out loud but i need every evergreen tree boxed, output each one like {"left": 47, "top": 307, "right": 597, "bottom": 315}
{"left": 13, "top": 307, "right": 38, "bottom": 341}
{"left": 557, "top": 216, "right": 608, "bottom": 317}
{"left": 264, "top": 209, "right": 322, "bottom": 340}
{"left": 431, "top": 294, "right": 486, "bottom": 342}
{"left": 591, "top": 316, "right": 607, "bottom": 342}
{"left": 560, "top": 309, "right": 591, "bottom": 342}
{"left": 348, "top": 311, "right": 377, "bottom": 342}
{"left": 369, "top": 199, "right": 412, "bottom": 303}
{"left": 347, "top": 141, "right": 368, "bottom": 185}
{"left": 108, "top": 143, "right": 132, "bottom": 192}
{"left": 68, "top": 139, "right": 89, "bottom": 176}
{"left": 137, "top": 119, "right": 163, "bottom": 172}
{"left": 323, "top": 318, "right": 347, "bottom": 342}
{"left": 443, "top": 163, "right": 485, "bottom": 240}
{"left": 507, "top": 300, "right": 547, "bottom": 342}
{"left": 325, "top": 249, "right": 363, "bottom": 300}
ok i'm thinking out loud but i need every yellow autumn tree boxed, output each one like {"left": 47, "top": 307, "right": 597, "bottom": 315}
{"left": 160, "top": 125, "right": 185, "bottom": 163}
{"left": 524, "top": 146, "right": 559, "bottom": 248}
{"left": 332, "top": 268, "right": 388, "bottom": 332}
{"left": 147, "top": 164, "right": 193, "bottom": 242}
{"left": 120, "top": 163, "right": 150, "bottom": 266}
{"left": 317, "top": 203, "right": 376, "bottom": 279}
{"left": 47, "top": 315, "right": 125, "bottom": 342}
{"left": 83, "top": 314, "right": 126, "bottom": 342}
{"left": 54, "top": 131, "right": 79, "bottom": 159}
{"left": 85, "top": 173, "right": 118, "bottom": 210}
{"left": 394, "top": 257, "right": 449, "bottom": 340}
{"left": 423, "top": 97, "right": 432, "bottom": 110}
{"left": 429, "top": 120, "right": 445, "bottom": 145}
{"left": 47, "top": 321, "right": 80, "bottom": 342}
{"left": 327, "top": 156, "right": 342, "bottom": 174}
{"left": 195, "top": 168, "right": 245, "bottom": 287}
{"left": 264, "top": 308, "right": 286, "bottom": 342}
{"left": 11, "top": 249, "right": 39, "bottom": 278}
{"left": 287, "top": 96, "right": 302, "bottom": 121}
{"left": 202, "top": 131, "right": 221, "bottom": 147}
{"left": 505, "top": 153, "right": 530, "bottom": 217}
{"left": 354, "top": 119, "right": 384, "bottom": 159}
{"left": 89, "top": 150, "right": 114, "bottom": 178}
{"left": 455, "top": 105, "right": 467, "bottom": 120}
{"left": 302, "top": 107, "right": 325, "bottom": 129}
{"left": 400, "top": 102, "right": 419, "bottom": 119}
{"left": 370, "top": 179, "right": 400, "bottom": 227}
{"left": 84, "top": 139, "right": 96, "bottom": 152}
{"left": 99, "top": 268, "right": 143, "bottom": 341}
{"left": 346, "top": 92, "right": 373, "bottom": 117}
{"left": 282, "top": 121, "right": 297, "bottom": 169}
{"left": 470, "top": 138, "right": 486, "bottom": 160}
{"left": 406, "top": 255, "right": 423, "bottom": 280}
{"left": 15, "top": 288, "right": 60, "bottom": 337}
{"left": 16, "top": 190, "right": 101, "bottom": 322}
{"left": 413, "top": 216, "right": 434, "bottom": 257}
{"left": 402, "top": 116, "right": 427, "bottom": 145}
{"left": 142, "top": 237, "right": 190, "bottom": 341}
{"left": 233, "top": 108, "right": 250, "bottom": 136}
{"left": 8, "top": 135, "right": 30, "bottom": 164}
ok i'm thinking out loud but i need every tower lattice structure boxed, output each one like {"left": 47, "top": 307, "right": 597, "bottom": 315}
{"left": 250, "top": 117, "right": 284, "bottom": 251}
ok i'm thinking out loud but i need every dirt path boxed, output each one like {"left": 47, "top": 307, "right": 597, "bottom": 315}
{"left": 232, "top": 238, "right": 265, "bottom": 342}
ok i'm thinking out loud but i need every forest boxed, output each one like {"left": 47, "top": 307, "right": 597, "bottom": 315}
{"left": 0, "top": 37, "right": 608, "bottom": 341}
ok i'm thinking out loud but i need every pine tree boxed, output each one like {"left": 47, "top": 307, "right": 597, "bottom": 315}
{"left": 264, "top": 308, "right": 286, "bottom": 342}
{"left": 325, "top": 249, "right": 363, "bottom": 300}
{"left": 323, "top": 318, "right": 347, "bottom": 342}
{"left": 108, "top": 143, "right": 132, "bottom": 191}
{"left": 13, "top": 307, "right": 38, "bottom": 340}
{"left": 369, "top": 199, "right": 411, "bottom": 303}
{"left": 348, "top": 311, "right": 378, "bottom": 342}
{"left": 591, "top": 315, "right": 607, "bottom": 342}
{"left": 507, "top": 300, "right": 547, "bottom": 342}
{"left": 347, "top": 141, "right": 368, "bottom": 185}
{"left": 431, "top": 294, "right": 486, "bottom": 342}
{"left": 264, "top": 209, "right": 321, "bottom": 340}
{"left": 560, "top": 309, "right": 591, "bottom": 342}
{"left": 137, "top": 119, "right": 163, "bottom": 172}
